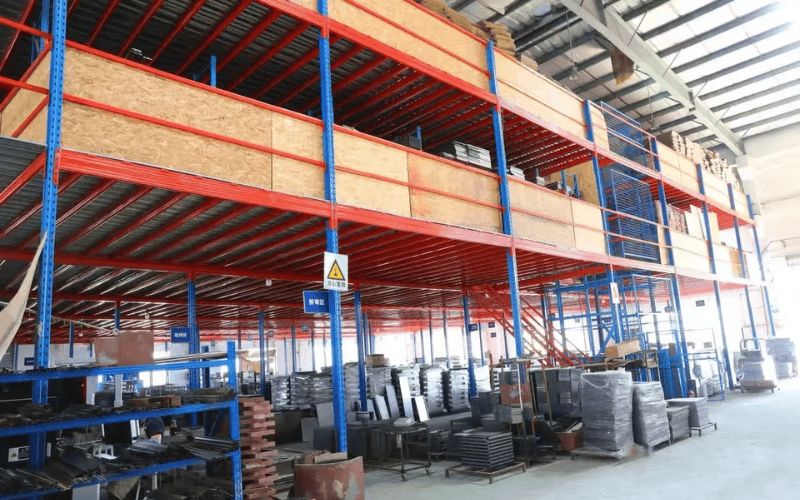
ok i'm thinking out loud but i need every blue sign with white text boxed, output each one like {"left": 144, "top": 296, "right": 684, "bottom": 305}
{"left": 23, "top": 357, "right": 34, "bottom": 366}
{"left": 469, "top": 324, "right": 479, "bottom": 332}
{"left": 303, "top": 291, "right": 330, "bottom": 314}
{"left": 170, "top": 327, "right": 191, "bottom": 343}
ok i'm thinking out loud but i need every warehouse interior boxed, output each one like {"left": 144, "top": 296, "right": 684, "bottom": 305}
{"left": 1, "top": 0, "right": 799, "bottom": 498}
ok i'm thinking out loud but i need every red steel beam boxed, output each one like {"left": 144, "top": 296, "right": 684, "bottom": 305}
{"left": 276, "top": 43, "right": 363, "bottom": 107}
{"left": 86, "top": 192, "right": 189, "bottom": 254}
{"left": 0, "top": 0, "right": 36, "bottom": 73}
{"left": 175, "top": 0, "right": 253, "bottom": 75}
{"left": 176, "top": 211, "right": 278, "bottom": 262}
{"left": 224, "top": 219, "right": 325, "bottom": 266}
{"left": 253, "top": 36, "right": 342, "bottom": 101}
{"left": 203, "top": 214, "right": 317, "bottom": 264}
{"left": 0, "top": 173, "right": 81, "bottom": 241}
{"left": 85, "top": 0, "right": 121, "bottom": 46}
{"left": 201, "top": 10, "right": 282, "bottom": 83}
{"left": 122, "top": 198, "right": 220, "bottom": 256}
{"left": 225, "top": 21, "right": 310, "bottom": 91}
{"left": 149, "top": 0, "right": 208, "bottom": 65}
{"left": 350, "top": 78, "right": 436, "bottom": 129}
{"left": 334, "top": 64, "right": 407, "bottom": 112}
{"left": 0, "top": 152, "right": 43, "bottom": 206}
{"left": 365, "top": 86, "right": 453, "bottom": 136}
{"left": 123, "top": 272, "right": 180, "bottom": 296}
{"left": 57, "top": 186, "right": 153, "bottom": 251}
{"left": 117, "top": 0, "right": 166, "bottom": 56}
{"left": 261, "top": 224, "right": 372, "bottom": 268}
{"left": 306, "top": 55, "right": 389, "bottom": 109}
{"left": 338, "top": 72, "right": 422, "bottom": 122}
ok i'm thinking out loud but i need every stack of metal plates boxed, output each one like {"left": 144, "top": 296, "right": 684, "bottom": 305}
{"left": 666, "top": 406, "right": 690, "bottom": 441}
{"left": 367, "top": 367, "right": 392, "bottom": 398}
{"left": 581, "top": 371, "right": 633, "bottom": 451}
{"left": 440, "top": 142, "right": 492, "bottom": 170}
{"left": 475, "top": 365, "right": 492, "bottom": 393}
{"left": 458, "top": 431, "right": 514, "bottom": 469}
{"left": 270, "top": 376, "right": 291, "bottom": 407}
{"left": 393, "top": 365, "right": 421, "bottom": 396}
{"left": 421, "top": 366, "right": 446, "bottom": 416}
{"left": 290, "top": 372, "right": 332, "bottom": 406}
{"left": 667, "top": 398, "right": 710, "bottom": 428}
{"left": 632, "top": 382, "right": 670, "bottom": 446}
{"left": 494, "top": 405, "right": 523, "bottom": 424}
{"left": 445, "top": 369, "right": 470, "bottom": 413}
{"left": 344, "top": 363, "right": 364, "bottom": 412}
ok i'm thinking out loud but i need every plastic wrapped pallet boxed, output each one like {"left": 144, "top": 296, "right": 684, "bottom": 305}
{"left": 392, "top": 365, "right": 421, "bottom": 396}
{"left": 270, "top": 375, "right": 291, "bottom": 408}
{"left": 581, "top": 371, "right": 633, "bottom": 452}
{"left": 666, "top": 406, "right": 690, "bottom": 441}
{"left": 667, "top": 397, "right": 710, "bottom": 428}
{"left": 366, "top": 367, "right": 392, "bottom": 399}
{"left": 474, "top": 365, "right": 492, "bottom": 393}
{"left": 632, "top": 382, "right": 670, "bottom": 447}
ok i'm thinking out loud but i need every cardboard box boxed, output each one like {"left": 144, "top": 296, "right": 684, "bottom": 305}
{"left": 94, "top": 331, "right": 154, "bottom": 366}
{"left": 366, "top": 354, "right": 386, "bottom": 367}
{"left": 604, "top": 339, "right": 641, "bottom": 359}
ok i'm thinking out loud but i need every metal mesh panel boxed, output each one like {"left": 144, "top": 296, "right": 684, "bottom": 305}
{"left": 600, "top": 103, "right": 652, "bottom": 169}
{"left": 604, "top": 169, "right": 660, "bottom": 263}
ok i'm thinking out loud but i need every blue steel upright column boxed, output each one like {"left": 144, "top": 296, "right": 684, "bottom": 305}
{"left": 462, "top": 297, "right": 478, "bottom": 398}
{"left": 318, "top": 0, "right": 346, "bottom": 452}
{"left": 486, "top": 43, "right": 524, "bottom": 360}
{"left": 188, "top": 276, "right": 200, "bottom": 390}
{"left": 747, "top": 195, "right": 777, "bottom": 337}
{"left": 354, "top": 290, "right": 368, "bottom": 411}
{"left": 729, "top": 185, "right": 758, "bottom": 340}
{"left": 31, "top": 0, "right": 66, "bottom": 471}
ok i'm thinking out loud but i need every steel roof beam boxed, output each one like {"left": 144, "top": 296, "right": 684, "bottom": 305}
{"left": 560, "top": 0, "right": 743, "bottom": 155}
{"left": 117, "top": 0, "right": 166, "bottom": 57}
{"left": 148, "top": 0, "right": 208, "bottom": 65}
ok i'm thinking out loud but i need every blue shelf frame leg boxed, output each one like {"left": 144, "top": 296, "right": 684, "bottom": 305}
{"left": 728, "top": 185, "right": 759, "bottom": 341}
{"left": 318, "top": 0, "right": 346, "bottom": 452}
{"left": 188, "top": 276, "right": 200, "bottom": 390}
{"left": 311, "top": 329, "right": 316, "bottom": 371}
{"left": 369, "top": 321, "right": 376, "bottom": 354}
{"left": 354, "top": 290, "right": 368, "bottom": 411}
{"left": 209, "top": 55, "right": 217, "bottom": 87}
{"left": 259, "top": 310, "right": 266, "bottom": 397}
{"left": 68, "top": 323, "right": 74, "bottom": 359}
{"left": 283, "top": 339, "right": 289, "bottom": 375}
{"left": 462, "top": 296, "right": 477, "bottom": 398}
{"left": 747, "top": 194, "right": 777, "bottom": 337}
{"left": 226, "top": 341, "right": 243, "bottom": 500}
{"left": 428, "top": 318, "right": 435, "bottom": 363}
{"left": 669, "top": 276, "right": 690, "bottom": 397}
{"left": 31, "top": 0, "right": 66, "bottom": 471}
{"left": 487, "top": 43, "right": 524, "bottom": 363}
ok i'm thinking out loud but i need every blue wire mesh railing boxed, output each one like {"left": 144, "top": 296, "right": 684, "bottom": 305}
{"left": 603, "top": 168, "right": 660, "bottom": 263}
{"left": 598, "top": 102, "right": 655, "bottom": 170}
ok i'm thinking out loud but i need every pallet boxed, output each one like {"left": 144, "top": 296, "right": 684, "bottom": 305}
{"left": 570, "top": 444, "right": 633, "bottom": 461}
{"left": 689, "top": 422, "right": 718, "bottom": 437}
{"left": 444, "top": 462, "right": 526, "bottom": 484}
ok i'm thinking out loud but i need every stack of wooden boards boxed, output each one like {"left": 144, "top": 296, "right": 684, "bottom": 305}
{"left": 239, "top": 397, "right": 278, "bottom": 500}
{"left": 657, "top": 131, "right": 742, "bottom": 191}
{"left": 414, "top": 0, "right": 519, "bottom": 58}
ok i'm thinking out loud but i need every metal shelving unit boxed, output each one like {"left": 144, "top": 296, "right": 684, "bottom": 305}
{"left": 0, "top": 341, "right": 243, "bottom": 500}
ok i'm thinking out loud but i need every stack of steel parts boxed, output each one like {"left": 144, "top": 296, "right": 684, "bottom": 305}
{"left": 665, "top": 406, "right": 690, "bottom": 441}
{"left": 344, "top": 363, "right": 364, "bottom": 412}
{"left": 270, "top": 376, "right": 291, "bottom": 408}
{"left": 667, "top": 398, "right": 710, "bottom": 428}
{"left": 581, "top": 371, "right": 633, "bottom": 452}
{"left": 290, "top": 372, "right": 333, "bottom": 406}
{"left": 533, "top": 367, "right": 583, "bottom": 418}
{"left": 445, "top": 368, "right": 470, "bottom": 413}
{"left": 181, "top": 388, "right": 236, "bottom": 404}
{"left": 366, "top": 367, "right": 392, "bottom": 399}
{"left": 632, "top": 382, "right": 670, "bottom": 447}
{"left": 0, "top": 467, "right": 61, "bottom": 493}
{"left": 239, "top": 397, "right": 278, "bottom": 500}
{"left": 151, "top": 480, "right": 231, "bottom": 500}
{"left": 393, "top": 365, "right": 421, "bottom": 396}
{"left": 420, "top": 366, "right": 445, "bottom": 416}
{"left": 494, "top": 405, "right": 523, "bottom": 424}
{"left": 458, "top": 431, "right": 514, "bottom": 469}
{"left": 440, "top": 141, "right": 492, "bottom": 170}
{"left": 474, "top": 365, "right": 492, "bottom": 393}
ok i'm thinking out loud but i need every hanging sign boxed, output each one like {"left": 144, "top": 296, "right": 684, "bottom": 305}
{"left": 469, "top": 324, "right": 479, "bottom": 332}
{"left": 491, "top": 332, "right": 497, "bottom": 338}
{"left": 488, "top": 321, "right": 496, "bottom": 329}
{"left": 268, "top": 330, "right": 275, "bottom": 338}
{"left": 170, "top": 327, "right": 191, "bottom": 343}
{"left": 303, "top": 290, "right": 330, "bottom": 314}
{"left": 323, "top": 252, "right": 349, "bottom": 291}
{"left": 696, "top": 300, "right": 706, "bottom": 307}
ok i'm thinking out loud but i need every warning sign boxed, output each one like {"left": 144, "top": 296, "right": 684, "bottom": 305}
{"left": 323, "top": 252, "right": 349, "bottom": 291}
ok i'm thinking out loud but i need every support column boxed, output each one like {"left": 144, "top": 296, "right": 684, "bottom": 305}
{"left": 291, "top": 323, "right": 297, "bottom": 373}
{"left": 428, "top": 318, "right": 435, "bottom": 363}
{"left": 283, "top": 339, "right": 289, "bottom": 375}
{"left": 413, "top": 331, "right": 419, "bottom": 363}
{"left": 311, "top": 330, "right": 316, "bottom": 371}
{"left": 354, "top": 290, "right": 368, "bottom": 411}
{"left": 555, "top": 281, "right": 567, "bottom": 353}
{"left": 462, "top": 297, "right": 478, "bottom": 398}
{"left": 202, "top": 346, "right": 211, "bottom": 389}
{"left": 728, "top": 185, "right": 758, "bottom": 340}
{"left": 420, "top": 329, "right": 427, "bottom": 364}
{"left": 486, "top": 43, "right": 525, "bottom": 361}
{"left": 583, "top": 288, "right": 595, "bottom": 356}
{"left": 209, "top": 55, "right": 217, "bottom": 87}
{"left": 188, "top": 276, "right": 200, "bottom": 389}
{"left": 68, "top": 323, "right": 74, "bottom": 359}
{"left": 442, "top": 313, "right": 451, "bottom": 368}
{"left": 747, "top": 195, "right": 777, "bottom": 337}
{"left": 31, "top": 0, "right": 67, "bottom": 471}
{"left": 369, "top": 321, "right": 376, "bottom": 354}
{"left": 259, "top": 309, "right": 266, "bottom": 397}
{"left": 670, "top": 277, "right": 691, "bottom": 397}
{"left": 697, "top": 166, "right": 735, "bottom": 388}
{"left": 477, "top": 323, "right": 486, "bottom": 366}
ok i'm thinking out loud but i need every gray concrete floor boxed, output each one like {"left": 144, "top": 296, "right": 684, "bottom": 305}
{"left": 366, "top": 378, "right": 800, "bottom": 499}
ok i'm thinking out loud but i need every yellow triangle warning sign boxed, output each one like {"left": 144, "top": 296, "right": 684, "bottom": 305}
{"left": 327, "top": 260, "right": 345, "bottom": 280}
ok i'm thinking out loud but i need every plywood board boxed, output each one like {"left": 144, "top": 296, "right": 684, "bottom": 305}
{"left": 657, "top": 141, "right": 680, "bottom": 171}
{"left": 0, "top": 54, "right": 49, "bottom": 138}
{"left": 708, "top": 211, "right": 720, "bottom": 244}
{"left": 691, "top": 206, "right": 707, "bottom": 240}
{"left": 337, "top": 170, "right": 411, "bottom": 216}
{"left": 555, "top": 161, "right": 600, "bottom": 206}
{"left": 64, "top": 48, "right": 272, "bottom": 149}
{"left": 512, "top": 212, "right": 576, "bottom": 249}
{"left": 57, "top": 103, "right": 272, "bottom": 188}
{"left": 292, "top": 0, "right": 318, "bottom": 10}
{"left": 509, "top": 181, "right": 573, "bottom": 223}
{"left": 661, "top": 163, "right": 682, "bottom": 185}
{"left": 684, "top": 206, "right": 704, "bottom": 239}
{"left": 330, "top": 0, "right": 489, "bottom": 91}
{"left": 571, "top": 199, "right": 606, "bottom": 255}
{"left": 410, "top": 189, "right": 501, "bottom": 232}
{"left": 571, "top": 199, "right": 603, "bottom": 230}
{"left": 335, "top": 131, "right": 409, "bottom": 182}
{"left": 498, "top": 82, "right": 586, "bottom": 142}
{"left": 272, "top": 156, "right": 325, "bottom": 199}
{"left": 408, "top": 154, "right": 499, "bottom": 203}
{"left": 273, "top": 113, "right": 322, "bottom": 162}
{"left": 657, "top": 227, "right": 669, "bottom": 265}
{"left": 671, "top": 232, "right": 709, "bottom": 258}
{"left": 574, "top": 227, "right": 606, "bottom": 254}
{"left": 673, "top": 248, "right": 711, "bottom": 274}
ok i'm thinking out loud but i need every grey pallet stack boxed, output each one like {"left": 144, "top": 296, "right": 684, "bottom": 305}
{"left": 393, "top": 365, "right": 421, "bottom": 395}
{"left": 776, "top": 362, "right": 793, "bottom": 379}
{"left": 344, "top": 363, "right": 363, "bottom": 412}
{"left": 367, "top": 367, "right": 392, "bottom": 398}
{"left": 475, "top": 365, "right": 491, "bottom": 393}
{"left": 290, "top": 372, "right": 311, "bottom": 406}
{"left": 458, "top": 431, "right": 514, "bottom": 469}
{"left": 421, "top": 365, "right": 446, "bottom": 416}
{"left": 309, "top": 371, "right": 333, "bottom": 405}
{"left": 632, "top": 382, "right": 670, "bottom": 447}
{"left": 270, "top": 376, "right": 291, "bottom": 408}
{"left": 667, "top": 398, "right": 710, "bottom": 428}
{"left": 445, "top": 368, "right": 470, "bottom": 413}
{"left": 494, "top": 404, "right": 523, "bottom": 424}
{"left": 666, "top": 406, "right": 690, "bottom": 441}
{"left": 581, "top": 371, "right": 633, "bottom": 452}
{"left": 533, "top": 367, "right": 582, "bottom": 418}
{"left": 291, "top": 372, "right": 332, "bottom": 406}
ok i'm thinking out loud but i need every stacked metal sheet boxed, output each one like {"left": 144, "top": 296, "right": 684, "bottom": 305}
{"left": 393, "top": 365, "right": 421, "bottom": 396}
{"left": 290, "top": 372, "right": 332, "bottom": 406}
{"left": 533, "top": 367, "right": 583, "bottom": 418}
{"left": 494, "top": 404, "right": 523, "bottom": 424}
{"left": 581, "top": 371, "right": 633, "bottom": 451}
{"left": 440, "top": 141, "right": 492, "bottom": 170}
{"left": 458, "top": 431, "right": 514, "bottom": 469}
{"left": 343, "top": 363, "right": 363, "bottom": 412}
{"left": 367, "top": 367, "right": 392, "bottom": 398}
{"left": 421, "top": 365, "right": 446, "bottom": 416}
{"left": 667, "top": 398, "right": 710, "bottom": 428}
{"left": 270, "top": 376, "right": 291, "bottom": 407}
{"left": 666, "top": 406, "right": 690, "bottom": 441}
{"left": 475, "top": 365, "right": 492, "bottom": 393}
{"left": 632, "top": 382, "right": 670, "bottom": 447}
{"left": 445, "top": 368, "right": 470, "bottom": 413}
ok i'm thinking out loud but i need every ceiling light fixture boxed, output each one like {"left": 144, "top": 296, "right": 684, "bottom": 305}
{"left": 566, "top": 10, "right": 579, "bottom": 81}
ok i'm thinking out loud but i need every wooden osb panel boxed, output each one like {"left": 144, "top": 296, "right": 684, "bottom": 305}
{"left": 410, "top": 189, "right": 501, "bottom": 233}
{"left": 571, "top": 200, "right": 605, "bottom": 254}
{"left": 272, "top": 157, "right": 324, "bottom": 199}
{"left": 57, "top": 103, "right": 272, "bottom": 188}
{"left": 657, "top": 141, "right": 680, "bottom": 171}
{"left": 574, "top": 227, "right": 606, "bottom": 255}
{"left": 64, "top": 48, "right": 272, "bottom": 149}
{"left": 661, "top": 162, "right": 681, "bottom": 186}
{"left": 657, "top": 227, "right": 668, "bottom": 265}
{"left": 673, "top": 248, "right": 711, "bottom": 274}
{"left": 734, "top": 190, "right": 748, "bottom": 213}
{"left": 329, "top": 0, "right": 490, "bottom": 91}
{"left": 671, "top": 232, "right": 709, "bottom": 260}
{"left": 16, "top": 106, "right": 47, "bottom": 143}
{"left": 512, "top": 212, "right": 576, "bottom": 249}
{"left": 0, "top": 53, "right": 50, "bottom": 138}
{"left": 509, "top": 181, "right": 573, "bottom": 223}
{"left": 498, "top": 82, "right": 584, "bottom": 142}
{"left": 335, "top": 131, "right": 409, "bottom": 182}
{"left": 273, "top": 113, "right": 323, "bottom": 162}
{"left": 571, "top": 200, "right": 603, "bottom": 229}
{"left": 291, "top": 0, "right": 318, "bottom": 10}
{"left": 564, "top": 161, "right": 599, "bottom": 206}
{"left": 337, "top": 170, "right": 411, "bottom": 217}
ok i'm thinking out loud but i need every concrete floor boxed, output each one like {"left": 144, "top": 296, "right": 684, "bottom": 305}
{"left": 366, "top": 378, "right": 800, "bottom": 499}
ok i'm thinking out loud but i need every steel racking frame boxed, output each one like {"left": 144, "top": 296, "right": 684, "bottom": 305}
{"left": 0, "top": 0, "right": 777, "bottom": 462}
